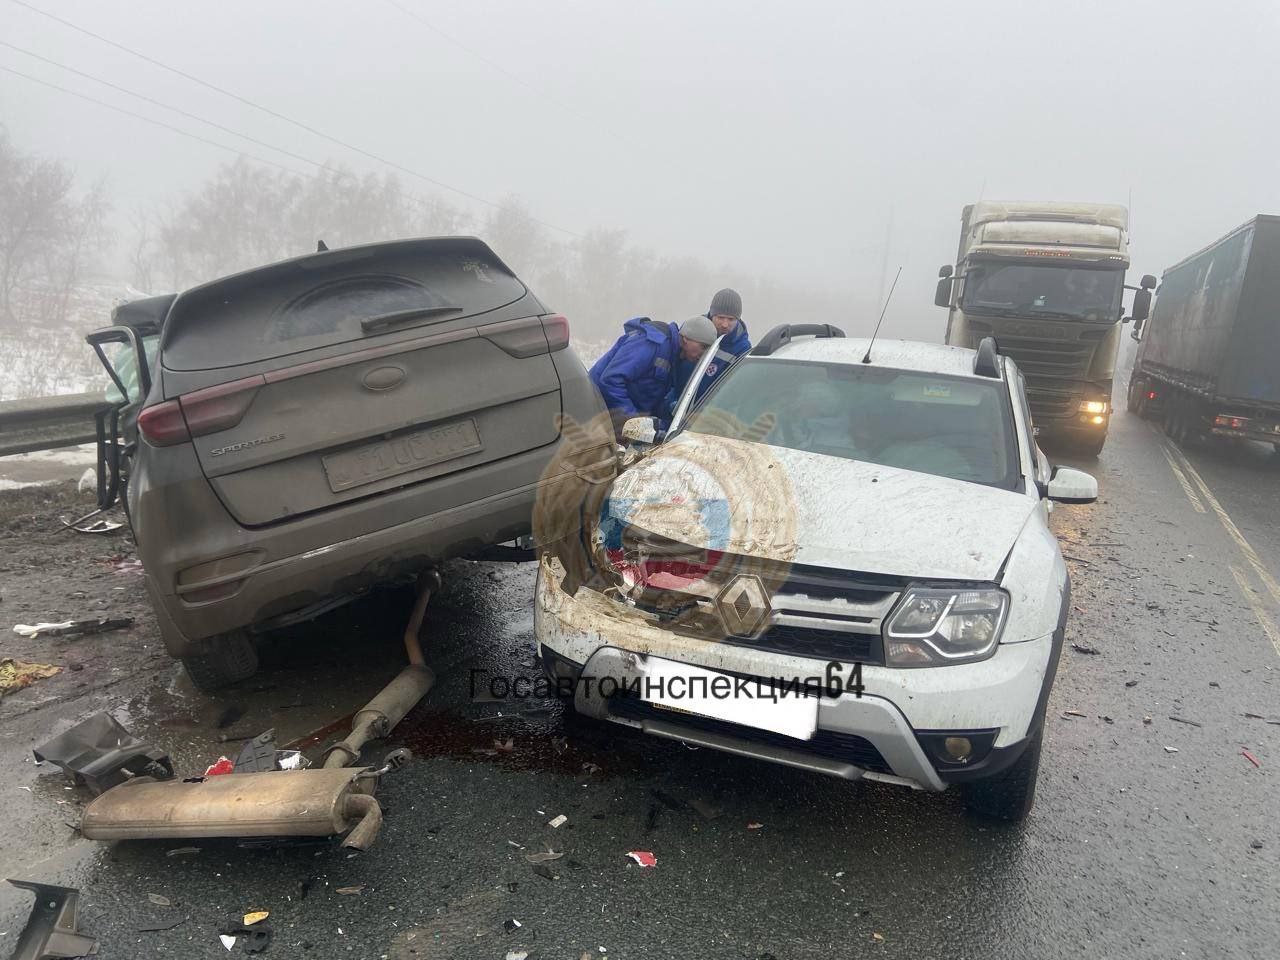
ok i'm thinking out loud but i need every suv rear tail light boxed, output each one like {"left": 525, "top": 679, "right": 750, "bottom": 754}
{"left": 180, "top": 375, "right": 265, "bottom": 436}
{"left": 542, "top": 314, "right": 570, "bottom": 352}
{"left": 137, "top": 400, "right": 190, "bottom": 446}
{"left": 136, "top": 376, "right": 264, "bottom": 447}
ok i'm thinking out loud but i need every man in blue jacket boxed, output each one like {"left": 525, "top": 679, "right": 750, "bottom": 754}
{"left": 589, "top": 315, "right": 718, "bottom": 437}
{"left": 665, "top": 288, "right": 750, "bottom": 418}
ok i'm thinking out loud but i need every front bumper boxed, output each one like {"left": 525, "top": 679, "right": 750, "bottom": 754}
{"left": 535, "top": 559, "right": 1055, "bottom": 791}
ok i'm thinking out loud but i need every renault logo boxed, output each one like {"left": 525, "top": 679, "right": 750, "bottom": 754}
{"left": 715, "top": 574, "right": 770, "bottom": 638}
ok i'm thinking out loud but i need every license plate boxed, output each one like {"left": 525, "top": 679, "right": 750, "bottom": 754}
{"left": 323, "top": 419, "right": 482, "bottom": 492}
{"left": 641, "top": 657, "right": 817, "bottom": 741}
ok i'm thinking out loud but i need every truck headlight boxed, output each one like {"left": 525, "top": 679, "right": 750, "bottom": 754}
{"left": 1079, "top": 400, "right": 1108, "bottom": 415}
{"left": 883, "top": 588, "right": 1009, "bottom": 667}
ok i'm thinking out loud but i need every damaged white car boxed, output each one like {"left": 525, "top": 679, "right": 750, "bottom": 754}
{"left": 535, "top": 325, "right": 1097, "bottom": 820}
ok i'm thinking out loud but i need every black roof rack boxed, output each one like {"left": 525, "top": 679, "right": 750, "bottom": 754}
{"left": 751, "top": 324, "right": 845, "bottom": 357}
{"left": 974, "top": 336, "right": 1002, "bottom": 378}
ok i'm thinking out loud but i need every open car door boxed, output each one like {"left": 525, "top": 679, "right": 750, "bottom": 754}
{"left": 84, "top": 294, "right": 172, "bottom": 513}
{"left": 666, "top": 333, "right": 725, "bottom": 436}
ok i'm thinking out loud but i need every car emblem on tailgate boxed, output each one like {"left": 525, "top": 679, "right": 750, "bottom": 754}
{"left": 210, "top": 434, "right": 284, "bottom": 457}
{"left": 715, "top": 574, "right": 770, "bottom": 637}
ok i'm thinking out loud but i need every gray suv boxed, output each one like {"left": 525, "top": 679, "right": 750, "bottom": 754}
{"left": 89, "top": 238, "right": 609, "bottom": 690}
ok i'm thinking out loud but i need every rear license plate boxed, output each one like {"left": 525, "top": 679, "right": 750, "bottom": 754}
{"left": 323, "top": 419, "right": 482, "bottom": 492}
{"left": 641, "top": 657, "right": 817, "bottom": 741}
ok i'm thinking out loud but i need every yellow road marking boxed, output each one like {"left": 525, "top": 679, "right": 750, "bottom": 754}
{"left": 1165, "top": 441, "right": 1280, "bottom": 608}
{"left": 1159, "top": 445, "right": 1206, "bottom": 513}
{"left": 1229, "top": 563, "right": 1280, "bottom": 656}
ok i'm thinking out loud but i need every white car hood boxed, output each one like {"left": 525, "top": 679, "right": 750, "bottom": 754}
{"left": 607, "top": 434, "right": 1036, "bottom": 582}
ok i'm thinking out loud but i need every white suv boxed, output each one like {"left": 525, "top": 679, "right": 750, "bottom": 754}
{"left": 535, "top": 325, "right": 1097, "bottom": 820}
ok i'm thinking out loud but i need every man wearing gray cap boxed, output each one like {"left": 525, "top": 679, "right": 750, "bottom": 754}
{"left": 588, "top": 314, "right": 718, "bottom": 437}
{"left": 665, "top": 287, "right": 751, "bottom": 415}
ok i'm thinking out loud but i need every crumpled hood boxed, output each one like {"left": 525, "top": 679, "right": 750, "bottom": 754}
{"left": 606, "top": 433, "right": 1036, "bottom": 582}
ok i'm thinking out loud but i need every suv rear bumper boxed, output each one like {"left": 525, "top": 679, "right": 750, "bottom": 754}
{"left": 150, "top": 464, "right": 585, "bottom": 656}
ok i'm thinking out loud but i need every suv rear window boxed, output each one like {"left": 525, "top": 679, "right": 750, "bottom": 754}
{"left": 684, "top": 358, "right": 1020, "bottom": 489}
{"left": 161, "top": 240, "right": 526, "bottom": 370}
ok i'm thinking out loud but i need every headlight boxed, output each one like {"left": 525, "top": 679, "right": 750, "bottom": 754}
{"left": 1079, "top": 400, "right": 1108, "bottom": 414}
{"left": 883, "top": 587, "right": 1009, "bottom": 666}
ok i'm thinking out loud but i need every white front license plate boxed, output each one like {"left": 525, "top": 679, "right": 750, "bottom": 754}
{"left": 641, "top": 657, "right": 818, "bottom": 741}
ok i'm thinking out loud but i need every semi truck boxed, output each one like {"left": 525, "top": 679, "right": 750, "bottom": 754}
{"left": 936, "top": 201, "right": 1154, "bottom": 456}
{"left": 1126, "top": 215, "right": 1280, "bottom": 452}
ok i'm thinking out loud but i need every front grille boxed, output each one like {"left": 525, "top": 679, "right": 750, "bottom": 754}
{"left": 725, "top": 624, "right": 881, "bottom": 663}
{"left": 998, "top": 335, "right": 1097, "bottom": 378}
{"left": 610, "top": 695, "right": 893, "bottom": 774}
{"left": 1025, "top": 386, "right": 1077, "bottom": 421}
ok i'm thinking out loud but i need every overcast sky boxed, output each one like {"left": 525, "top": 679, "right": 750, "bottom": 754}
{"left": 3, "top": 0, "right": 1279, "bottom": 338}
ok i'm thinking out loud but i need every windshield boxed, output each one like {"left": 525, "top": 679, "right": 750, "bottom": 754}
{"left": 683, "top": 358, "right": 1019, "bottom": 490}
{"left": 962, "top": 262, "right": 1122, "bottom": 322}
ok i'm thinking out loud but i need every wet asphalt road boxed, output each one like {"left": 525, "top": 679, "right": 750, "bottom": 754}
{"left": 2, "top": 406, "right": 1277, "bottom": 960}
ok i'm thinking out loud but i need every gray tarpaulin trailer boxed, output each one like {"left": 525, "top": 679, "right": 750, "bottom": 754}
{"left": 1126, "top": 215, "right": 1280, "bottom": 449}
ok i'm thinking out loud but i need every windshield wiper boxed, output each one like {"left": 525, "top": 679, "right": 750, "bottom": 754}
{"left": 360, "top": 305, "right": 464, "bottom": 333}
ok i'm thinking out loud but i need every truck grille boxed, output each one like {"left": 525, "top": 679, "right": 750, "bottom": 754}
{"left": 996, "top": 335, "right": 1097, "bottom": 378}
{"left": 1025, "top": 386, "right": 1078, "bottom": 421}
{"left": 610, "top": 695, "right": 893, "bottom": 774}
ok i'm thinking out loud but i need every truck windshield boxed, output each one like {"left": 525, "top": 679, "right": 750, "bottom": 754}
{"left": 962, "top": 263, "right": 1122, "bottom": 322}
{"left": 683, "top": 359, "right": 1020, "bottom": 490}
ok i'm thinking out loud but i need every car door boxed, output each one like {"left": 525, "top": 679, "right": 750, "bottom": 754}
{"left": 666, "top": 334, "right": 725, "bottom": 437}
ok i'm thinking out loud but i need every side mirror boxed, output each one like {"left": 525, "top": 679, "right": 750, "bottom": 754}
{"left": 620, "top": 416, "right": 658, "bottom": 448}
{"left": 934, "top": 271, "right": 954, "bottom": 308}
{"left": 1046, "top": 465, "right": 1098, "bottom": 504}
{"left": 938, "top": 264, "right": 954, "bottom": 279}
{"left": 1140, "top": 273, "right": 1157, "bottom": 289}
{"left": 1130, "top": 287, "right": 1151, "bottom": 324}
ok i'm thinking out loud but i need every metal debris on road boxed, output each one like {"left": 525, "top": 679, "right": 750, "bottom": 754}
{"left": 1071, "top": 643, "right": 1102, "bottom": 655}
{"left": 33, "top": 711, "right": 173, "bottom": 794}
{"left": 747, "top": 822, "right": 764, "bottom": 830}
{"left": 6, "top": 879, "right": 98, "bottom": 959}
{"left": 166, "top": 846, "right": 201, "bottom": 857}
{"left": 334, "top": 885, "right": 364, "bottom": 895}
{"left": 12, "top": 617, "right": 134, "bottom": 639}
{"left": 1168, "top": 716, "right": 1202, "bottom": 727}
{"left": 504, "top": 919, "right": 523, "bottom": 933}
{"left": 219, "top": 934, "right": 236, "bottom": 951}
{"left": 507, "top": 951, "right": 530, "bottom": 960}
{"left": 548, "top": 814, "right": 568, "bottom": 828}
{"left": 1063, "top": 710, "right": 1087, "bottom": 718}
{"left": 1251, "top": 840, "right": 1264, "bottom": 849}
{"left": 148, "top": 893, "right": 171, "bottom": 906}
{"left": 626, "top": 851, "right": 657, "bottom": 867}
{"left": 1125, "top": 680, "right": 1139, "bottom": 687}
{"left": 1163, "top": 746, "right": 1179, "bottom": 753}
{"left": 1241, "top": 749, "right": 1261, "bottom": 768}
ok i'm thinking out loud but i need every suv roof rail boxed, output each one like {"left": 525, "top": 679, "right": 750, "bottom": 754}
{"left": 751, "top": 324, "right": 845, "bottom": 357}
{"left": 974, "top": 336, "right": 1002, "bottom": 378}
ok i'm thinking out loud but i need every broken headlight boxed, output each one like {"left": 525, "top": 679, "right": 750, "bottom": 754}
{"left": 883, "top": 587, "right": 1009, "bottom": 667}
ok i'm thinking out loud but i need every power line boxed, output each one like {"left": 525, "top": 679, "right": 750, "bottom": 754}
{"left": 0, "top": 64, "right": 315, "bottom": 179}
{"left": 5, "top": 0, "right": 581, "bottom": 237}
{"left": 0, "top": 39, "right": 331, "bottom": 175}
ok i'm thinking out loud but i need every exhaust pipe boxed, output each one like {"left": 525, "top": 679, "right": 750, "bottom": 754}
{"left": 81, "top": 768, "right": 385, "bottom": 849}
{"left": 78, "top": 569, "right": 442, "bottom": 850}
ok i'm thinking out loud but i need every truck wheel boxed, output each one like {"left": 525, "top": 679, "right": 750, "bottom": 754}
{"left": 1126, "top": 379, "right": 1141, "bottom": 414}
{"left": 962, "top": 728, "right": 1043, "bottom": 822}
{"left": 181, "top": 630, "right": 259, "bottom": 692}
{"left": 1074, "top": 433, "right": 1106, "bottom": 458}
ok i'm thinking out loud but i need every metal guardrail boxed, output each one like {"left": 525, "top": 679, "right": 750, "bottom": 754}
{"left": 0, "top": 391, "right": 110, "bottom": 457}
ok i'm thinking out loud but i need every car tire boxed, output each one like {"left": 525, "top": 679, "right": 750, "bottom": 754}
{"left": 181, "top": 630, "right": 259, "bottom": 692}
{"left": 1125, "top": 379, "right": 1141, "bottom": 414}
{"left": 961, "top": 728, "right": 1042, "bottom": 822}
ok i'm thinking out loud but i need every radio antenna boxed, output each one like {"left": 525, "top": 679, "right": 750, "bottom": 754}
{"left": 862, "top": 266, "right": 902, "bottom": 364}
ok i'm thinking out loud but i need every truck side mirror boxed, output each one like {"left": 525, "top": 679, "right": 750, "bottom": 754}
{"left": 935, "top": 266, "right": 954, "bottom": 308}
{"left": 1131, "top": 287, "right": 1151, "bottom": 324}
{"left": 1140, "top": 274, "right": 1157, "bottom": 289}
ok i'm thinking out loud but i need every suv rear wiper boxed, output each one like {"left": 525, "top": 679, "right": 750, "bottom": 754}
{"left": 360, "top": 305, "right": 464, "bottom": 333}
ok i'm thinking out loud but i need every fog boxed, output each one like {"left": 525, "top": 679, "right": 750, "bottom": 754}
{"left": 3, "top": 0, "right": 1280, "bottom": 343}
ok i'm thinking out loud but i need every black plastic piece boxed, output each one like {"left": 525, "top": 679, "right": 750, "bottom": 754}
{"left": 33, "top": 713, "right": 173, "bottom": 795}
{"left": 6, "top": 879, "right": 98, "bottom": 959}
{"left": 750, "top": 324, "right": 846, "bottom": 357}
{"left": 973, "top": 336, "right": 1002, "bottom": 378}
{"left": 233, "top": 729, "right": 279, "bottom": 774}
